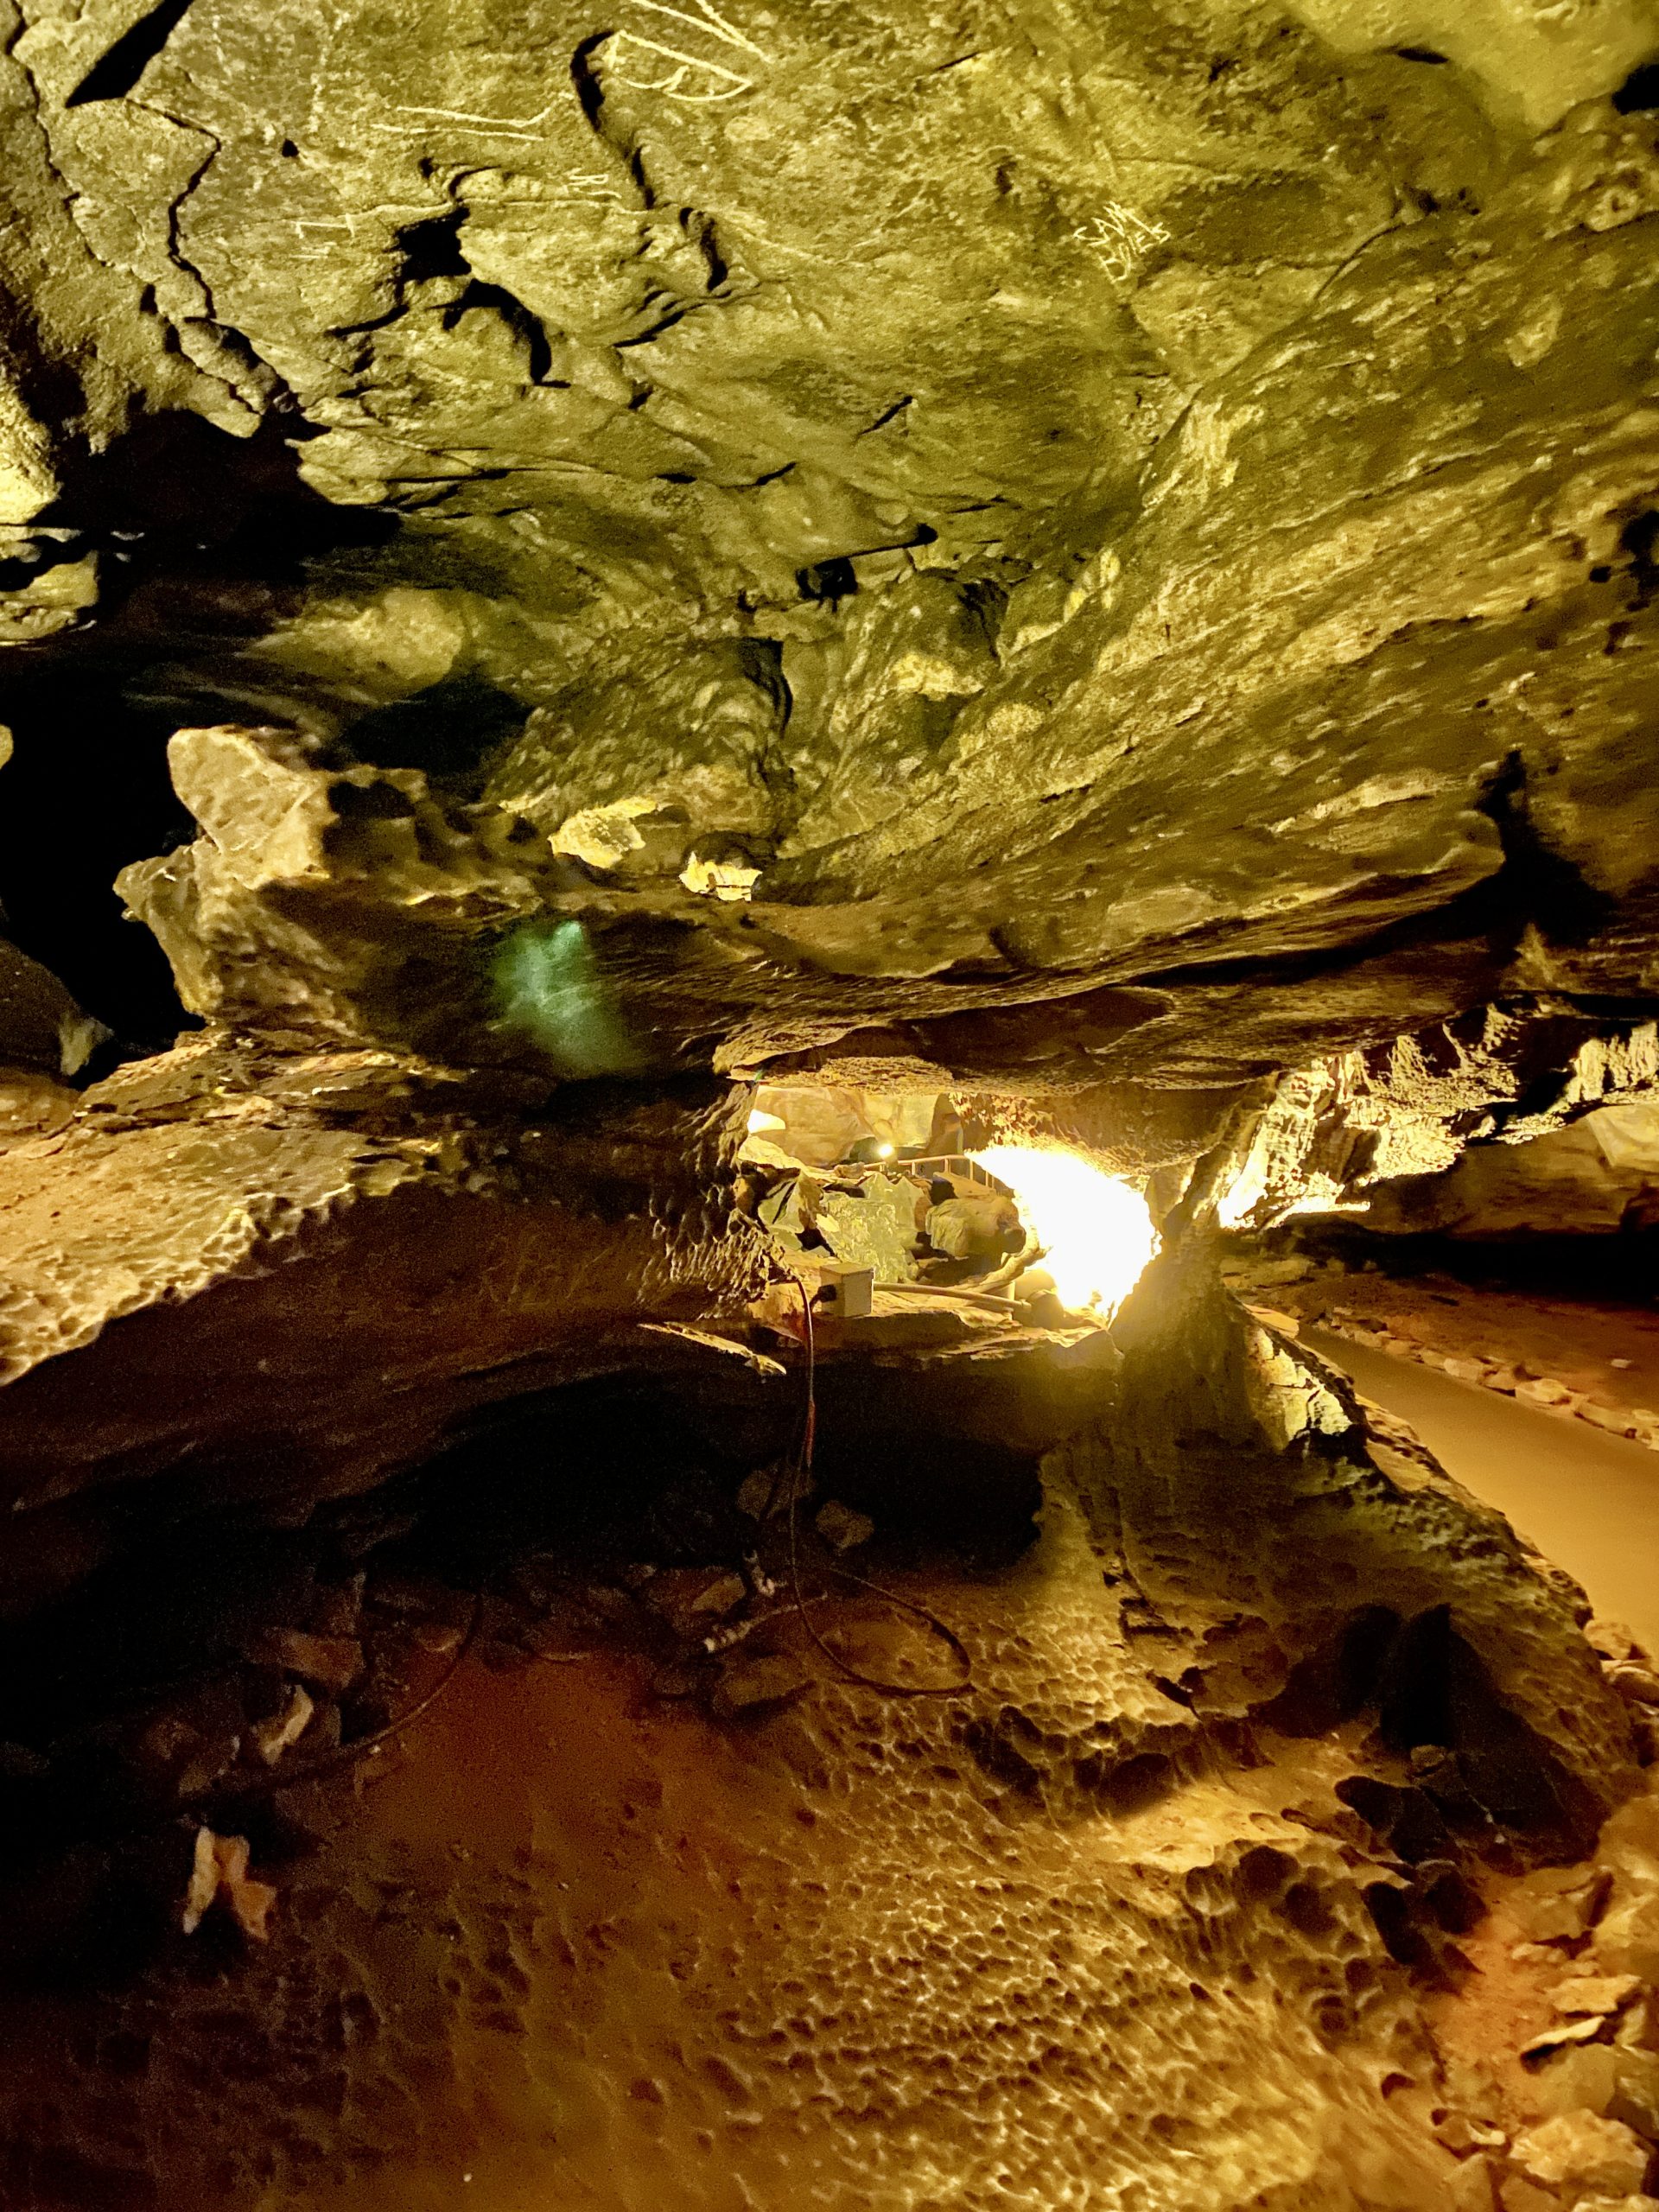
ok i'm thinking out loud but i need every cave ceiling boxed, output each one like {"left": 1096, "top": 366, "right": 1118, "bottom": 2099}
{"left": 0, "top": 0, "right": 1656, "bottom": 1104}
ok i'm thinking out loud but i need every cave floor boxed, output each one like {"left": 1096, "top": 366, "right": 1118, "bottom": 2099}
{"left": 1281, "top": 1268, "right": 1659, "bottom": 1435}
{"left": 1313, "top": 1330, "right": 1659, "bottom": 1657}
{"left": 0, "top": 1477, "right": 1493, "bottom": 2212}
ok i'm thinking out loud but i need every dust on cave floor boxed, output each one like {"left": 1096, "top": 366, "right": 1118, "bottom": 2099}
{"left": 0, "top": 1646, "right": 1414, "bottom": 2212}
{"left": 0, "top": 1408, "right": 1652, "bottom": 2212}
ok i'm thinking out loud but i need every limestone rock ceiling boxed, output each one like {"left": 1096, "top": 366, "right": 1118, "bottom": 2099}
{"left": 0, "top": 0, "right": 1656, "bottom": 1096}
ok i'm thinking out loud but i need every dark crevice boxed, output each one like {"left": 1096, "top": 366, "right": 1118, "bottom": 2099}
{"left": 860, "top": 395, "right": 913, "bottom": 437}
{"left": 66, "top": 0, "right": 196, "bottom": 105}
{"left": 395, "top": 212, "right": 468, "bottom": 283}
{"left": 569, "top": 33, "right": 612, "bottom": 134}
{"left": 1263, "top": 1605, "right": 1402, "bottom": 1735}
{"left": 1470, "top": 749, "right": 1620, "bottom": 949}
{"left": 1623, "top": 508, "right": 1659, "bottom": 601}
{"left": 339, "top": 676, "right": 531, "bottom": 794}
{"left": 0, "top": 672, "right": 199, "bottom": 1050}
{"left": 42, "top": 410, "right": 385, "bottom": 558}
{"left": 1612, "top": 58, "right": 1659, "bottom": 112}
{"left": 798, "top": 556, "right": 857, "bottom": 604}
{"left": 443, "top": 281, "right": 559, "bottom": 385}
{"left": 2, "top": 416, "right": 397, "bottom": 1046}
{"left": 1373, "top": 1605, "right": 1597, "bottom": 1846}
{"left": 395, "top": 215, "right": 561, "bottom": 385}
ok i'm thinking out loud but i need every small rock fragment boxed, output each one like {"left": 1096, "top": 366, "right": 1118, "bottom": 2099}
{"left": 1515, "top": 1376, "right": 1573, "bottom": 1408}
{"left": 648, "top": 1567, "right": 747, "bottom": 1637}
{"left": 252, "top": 1629, "right": 363, "bottom": 1693}
{"left": 1522, "top": 2014, "right": 1614, "bottom": 2068}
{"left": 1616, "top": 1993, "right": 1659, "bottom": 2054}
{"left": 1596, "top": 1892, "right": 1659, "bottom": 1979}
{"left": 1495, "top": 2173, "right": 1554, "bottom": 2212}
{"left": 1554, "top": 1974, "right": 1644, "bottom": 2020}
{"left": 1609, "top": 1662, "right": 1659, "bottom": 1709}
{"left": 1590, "top": 1620, "right": 1644, "bottom": 1666}
{"left": 251, "top": 1684, "right": 315, "bottom": 1767}
{"left": 1584, "top": 1403, "right": 1641, "bottom": 1437}
{"left": 1435, "top": 2111, "right": 1509, "bottom": 2156}
{"left": 410, "top": 1618, "right": 465, "bottom": 1656}
{"left": 815, "top": 1500, "right": 875, "bottom": 1552}
{"left": 1516, "top": 1867, "right": 1612, "bottom": 1944}
{"left": 181, "top": 1827, "right": 277, "bottom": 1941}
{"left": 518, "top": 1616, "right": 589, "bottom": 1663}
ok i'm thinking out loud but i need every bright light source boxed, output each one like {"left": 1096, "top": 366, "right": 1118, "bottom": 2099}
{"left": 876, "top": 1142, "right": 894, "bottom": 1158}
{"left": 747, "top": 1108, "right": 786, "bottom": 1135}
{"left": 968, "top": 1145, "right": 1158, "bottom": 1316}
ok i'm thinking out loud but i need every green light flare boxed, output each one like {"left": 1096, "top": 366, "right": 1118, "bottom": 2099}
{"left": 490, "top": 919, "right": 645, "bottom": 1077}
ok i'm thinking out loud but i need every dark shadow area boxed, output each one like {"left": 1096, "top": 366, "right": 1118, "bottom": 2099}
{"left": 0, "top": 670, "right": 200, "bottom": 1047}
{"left": 1373, "top": 1603, "right": 1592, "bottom": 1840}
{"left": 66, "top": 0, "right": 196, "bottom": 104}
{"left": 1614, "top": 59, "right": 1659, "bottom": 112}
{"left": 340, "top": 674, "right": 530, "bottom": 792}
{"left": 1270, "top": 1601, "right": 1600, "bottom": 1857}
{"left": 0, "top": 1349, "right": 1042, "bottom": 1936}
{"left": 0, "top": 414, "right": 397, "bottom": 1047}
{"left": 42, "top": 410, "right": 386, "bottom": 559}
{"left": 1286, "top": 1222, "right": 1659, "bottom": 1302}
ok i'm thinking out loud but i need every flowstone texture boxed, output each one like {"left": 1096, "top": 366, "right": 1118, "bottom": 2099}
{"left": 0, "top": 1498, "right": 1547, "bottom": 2210}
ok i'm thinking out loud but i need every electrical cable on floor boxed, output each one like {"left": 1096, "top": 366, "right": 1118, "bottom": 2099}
{"left": 783, "top": 1276, "right": 973, "bottom": 1700}
{"left": 207, "top": 1590, "right": 486, "bottom": 1804}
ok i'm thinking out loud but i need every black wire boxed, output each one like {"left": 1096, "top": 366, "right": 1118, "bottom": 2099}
{"left": 202, "top": 1591, "right": 486, "bottom": 1806}
{"left": 783, "top": 1278, "right": 973, "bottom": 1700}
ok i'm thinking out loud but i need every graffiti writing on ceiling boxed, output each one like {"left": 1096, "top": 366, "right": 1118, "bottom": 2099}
{"left": 608, "top": 0, "right": 773, "bottom": 103}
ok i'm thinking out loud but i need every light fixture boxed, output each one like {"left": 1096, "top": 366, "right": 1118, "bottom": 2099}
{"left": 968, "top": 1145, "right": 1158, "bottom": 1316}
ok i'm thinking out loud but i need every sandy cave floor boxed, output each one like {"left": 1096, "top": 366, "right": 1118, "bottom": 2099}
{"left": 0, "top": 1282, "right": 1656, "bottom": 2211}
{"left": 0, "top": 1471, "right": 1529, "bottom": 2212}
{"left": 0, "top": 1440, "right": 1651, "bottom": 2212}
